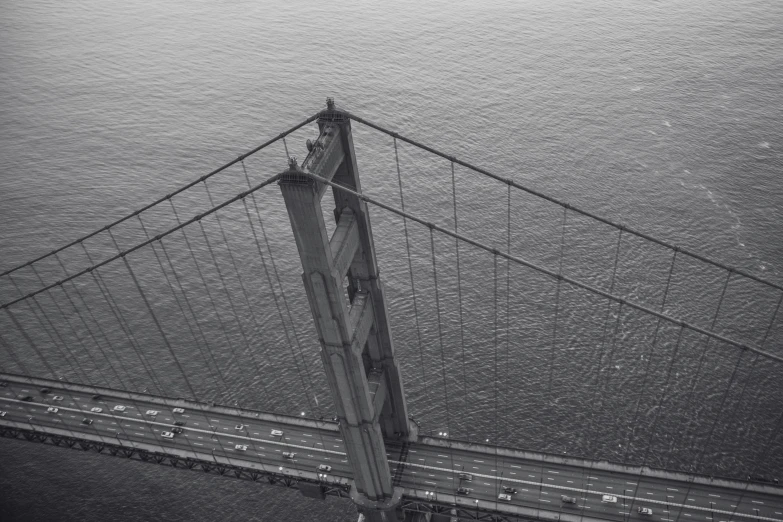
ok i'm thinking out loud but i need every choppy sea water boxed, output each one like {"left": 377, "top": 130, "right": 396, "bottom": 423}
{"left": 1, "top": 0, "right": 782, "bottom": 520}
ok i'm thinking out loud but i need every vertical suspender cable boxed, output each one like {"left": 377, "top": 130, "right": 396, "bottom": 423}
{"left": 121, "top": 254, "right": 197, "bottom": 400}
{"left": 169, "top": 200, "right": 241, "bottom": 386}
{"left": 714, "top": 289, "right": 783, "bottom": 458}
{"left": 8, "top": 275, "right": 82, "bottom": 382}
{"left": 5, "top": 308, "right": 55, "bottom": 378}
{"left": 548, "top": 207, "right": 568, "bottom": 405}
{"left": 395, "top": 138, "right": 430, "bottom": 406}
{"left": 493, "top": 252, "right": 500, "bottom": 447}
{"left": 197, "top": 217, "right": 266, "bottom": 401}
{"left": 504, "top": 183, "right": 511, "bottom": 443}
{"left": 666, "top": 270, "right": 733, "bottom": 470}
{"left": 202, "top": 181, "right": 275, "bottom": 407}
{"left": 584, "top": 228, "right": 623, "bottom": 454}
{"left": 54, "top": 254, "right": 129, "bottom": 389}
{"left": 0, "top": 330, "right": 31, "bottom": 375}
{"left": 133, "top": 220, "right": 217, "bottom": 394}
{"left": 623, "top": 248, "right": 679, "bottom": 462}
{"left": 30, "top": 264, "right": 109, "bottom": 387}
{"left": 623, "top": 324, "right": 686, "bottom": 522}
{"left": 451, "top": 161, "right": 470, "bottom": 440}
{"left": 429, "top": 227, "right": 452, "bottom": 439}
{"left": 672, "top": 349, "right": 746, "bottom": 522}
{"left": 98, "top": 234, "right": 165, "bottom": 394}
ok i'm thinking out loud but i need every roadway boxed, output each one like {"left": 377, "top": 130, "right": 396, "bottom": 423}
{"left": 1, "top": 377, "right": 781, "bottom": 522}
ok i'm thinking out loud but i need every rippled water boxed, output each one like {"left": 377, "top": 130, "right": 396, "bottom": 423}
{"left": 1, "top": 0, "right": 782, "bottom": 520}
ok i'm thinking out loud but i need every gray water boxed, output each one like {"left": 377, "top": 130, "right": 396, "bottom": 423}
{"left": 1, "top": 0, "right": 783, "bottom": 520}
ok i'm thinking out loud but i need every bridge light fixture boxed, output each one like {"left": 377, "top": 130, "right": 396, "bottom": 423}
{"left": 301, "top": 412, "right": 305, "bottom": 416}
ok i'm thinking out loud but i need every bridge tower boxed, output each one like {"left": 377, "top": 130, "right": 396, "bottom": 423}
{"left": 278, "top": 99, "right": 414, "bottom": 521}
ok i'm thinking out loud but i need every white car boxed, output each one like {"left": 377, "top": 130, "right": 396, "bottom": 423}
{"left": 317, "top": 464, "right": 332, "bottom": 472}
{"left": 235, "top": 424, "right": 244, "bottom": 430}
{"left": 172, "top": 407, "right": 185, "bottom": 414}
{"left": 270, "top": 429, "right": 283, "bottom": 437}
{"left": 145, "top": 410, "right": 159, "bottom": 416}
{"left": 161, "top": 431, "right": 174, "bottom": 439}
{"left": 498, "top": 494, "right": 512, "bottom": 502}
{"left": 113, "top": 405, "right": 127, "bottom": 412}
{"left": 90, "top": 407, "right": 102, "bottom": 413}
{"left": 601, "top": 495, "right": 618, "bottom": 504}
{"left": 0, "top": 411, "right": 6, "bottom": 417}
{"left": 46, "top": 407, "right": 59, "bottom": 413}
{"left": 282, "top": 452, "right": 296, "bottom": 459}
{"left": 235, "top": 445, "right": 248, "bottom": 451}
{"left": 638, "top": 507, "right": 653, "bottom": 516}
{"left": 52, "top": 395, "right": 64, "bottom": 401}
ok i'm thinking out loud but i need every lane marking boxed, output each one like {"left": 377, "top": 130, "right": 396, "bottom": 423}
{"left": 387, "top": 460, "right": 783, "bottom": 522}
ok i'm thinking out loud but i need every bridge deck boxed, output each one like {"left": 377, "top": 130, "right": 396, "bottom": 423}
{"left": 1, "top": 374, "right": 781, "bottom": 522}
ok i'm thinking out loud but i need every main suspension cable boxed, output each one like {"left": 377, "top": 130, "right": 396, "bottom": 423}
{"left": 0, "top": 115, "right": 318, "bottom": 279}
{"left": 305, "top": 172, "right": 783, "bottom": 364}
{"left": 345, "top": 111, "right": 783, "bottom": 295}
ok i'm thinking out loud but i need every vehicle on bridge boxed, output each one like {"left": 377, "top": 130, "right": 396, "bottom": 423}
{"left": 458, "top": 473, "right": 473, "bottom": 481}
{"left": 602, "top": 495, "right": 618, "bottom": 503}
{"left": 498, "top": 494, "right": 512, "bottom": 502}
{"left": 235, "top": 424, "right": 244, "bottom": 430}
{"left": 282, "top": 452, "right": 296, "bottom": 459}
{"left": 0, "top": 411, "right": 6, "bottom": 417}
{"left": 638, "top": 507, "right": 653, "bottom": 516}
{"left": 318, "top": 465, "right": 332, "bottom": 472}
{"left": 502, "top": 486, "right": 517, "bottom": 494}
{"left": 146, "top": 410, "right": 159, "bottom": 416}
{"left": 161, "top": 432, "right": 174, "bottom": 439}
{"left": 46, "top": 407, "right": 58, "bottom": 413}
{"left": 91, "top": 394, "right": 102, "bottom": 401}
{"left": 113, "top": 405, "right": 126, "bottom": 412}
{"left": 271, "top": 429, "right": 283, "bottom": 437}
{"left": 0, "top": 381, "right": 7, "bottom": 387}
{"left": 172, "top": 408, "right": 185, "bottom": 414}
{"left": 171, "top": 427, "right": 184, "bottom": 434}
{"left": 174, "top": 421, "right": 185, "bottom": 426}
{"left": 562, "top": 495, "right": 577, "bottom": 504}
{"left": 90, "top": 407, "right": 102, "bottom": 413}
{"left": 19, "top": 395, "right": 32, "bottom": 402}
{"left": 235, "top": 445, "right": 248, "bottom": 451}
{"left": 40, "top": 388, "right": 50, "bottom": 394}
{"left": 81, "top": 418, "right": 92, "bottom": 425}
{"left": 52, "top": 396, "right": 63, "bottom": 401}
{"left": 456, "top": 487, "right": 472, "bottom": 496}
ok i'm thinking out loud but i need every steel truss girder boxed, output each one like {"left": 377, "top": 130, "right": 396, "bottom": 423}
{"left": 399, "top": 498, "right": 552, "bottom": 522}
{"left": 0, "top": 426, "right": 351, "bottom": 499}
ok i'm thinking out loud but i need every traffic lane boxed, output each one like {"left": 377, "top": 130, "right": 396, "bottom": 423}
{"left": 392, "top": 456, "right": 783, "bottom": 522}
{"left": 1, "top": 383, "right": 347, "bottom": 455}
{"left": 408, "top": 444, "right": 783, "bottom": 516}
{"left": 396, "top": 470, "right": 659, "bottom": 522}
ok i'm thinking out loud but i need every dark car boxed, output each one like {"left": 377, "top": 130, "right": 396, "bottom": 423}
{"left": 562, "top": 495, "right": 577, "bottom": 504}
{"left": 171, "top": 427, "right": 184, "bottom": 434}
{"left": 0, "top": 381, "right": 8, "bottom": 387}
{"left": 40, "top": 388, "right": 51, "bottom": 394}
{"left": 456, "top": 487, "right": 472, "bottom": 496}
{"left": 81, "top": 418, "right": 93, "bottom": 425}
{"left": 92, "top": 394, "right": 102, "bottom": 401}
{"left": 174, "top": 421, "right": 185, "bottom": 426}
{"left": 502, "top": 486, "right": 517, "bottom": 494}
{"left": 19, "top": 395, "right": 33, "bottom": 402}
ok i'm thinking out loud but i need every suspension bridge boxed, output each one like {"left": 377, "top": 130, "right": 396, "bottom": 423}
{"left": 1, "top": 98, "right": 781, "bottom": 522}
